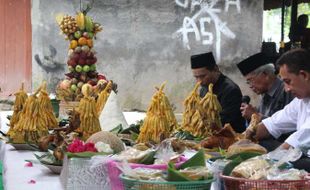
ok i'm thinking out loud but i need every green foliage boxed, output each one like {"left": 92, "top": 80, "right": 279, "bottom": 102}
{"left": 263, "top": 3, "right": 310, "bottom": 44}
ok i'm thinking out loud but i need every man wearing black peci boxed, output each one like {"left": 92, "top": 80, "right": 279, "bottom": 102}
{"left": 191, "top": 52, "right": 245, "bottom": 133}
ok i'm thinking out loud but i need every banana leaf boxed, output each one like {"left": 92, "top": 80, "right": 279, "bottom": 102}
{"left": 109, "top": 124, "right": 123, "bottom": 134}
{"left": 178, "top": 149, "right": 206, "bottom": 170}
{"left": 66, "top": 151, "right": 109, "bottom": 158}
{"left": 137, "top": 150, "right": 156, "bottom": 165}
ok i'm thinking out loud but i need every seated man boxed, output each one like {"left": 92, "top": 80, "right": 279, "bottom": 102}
{"left": 246, "top": 48, "right": 310, "bottom": 172}
{"left": 237, "top": 52, "right": 294, "bottom": 122}
{"left": 191, "top": 52, "right": 245, "bottom": 133}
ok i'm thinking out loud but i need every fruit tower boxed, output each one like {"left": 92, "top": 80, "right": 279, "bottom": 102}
{"left": 56, "top": 11, "right": 107, "bottom": 101}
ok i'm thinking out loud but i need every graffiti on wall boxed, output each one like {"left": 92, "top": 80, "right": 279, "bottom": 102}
{"left": 34, "top": 45, "right": 65, "bottom": 73}
{"left": 34, "top": 45, "right": 64, "bottom": 92}
{"left": 173, "top": 0, "right": 241, "bottom": 61}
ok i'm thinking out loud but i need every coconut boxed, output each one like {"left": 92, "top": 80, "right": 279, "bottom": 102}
{"left": 86, "top": 131, "right": 125, "bottom": 153}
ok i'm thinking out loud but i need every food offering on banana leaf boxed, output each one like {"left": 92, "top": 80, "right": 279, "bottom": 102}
{"left": 75, "top": 84, "right": 101, "bottom": 140}
{"left": 8, "top": 85, "right": 49, "bottom": 144}
{"left": 7, "top": 83, "right": 28, "bottom": 137}
{"left": 137, "top": 82, "right": 179, "bottom": 144}
{"left": 180, "top": 83, "right": 222, "bottom": 139}
{"left": 55, "top": 9, "right": 116, "bottom": 102}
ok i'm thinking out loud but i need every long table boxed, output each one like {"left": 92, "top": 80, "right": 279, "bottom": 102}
{"left": 0, "top": 111, "right": 146, "bottom": 190}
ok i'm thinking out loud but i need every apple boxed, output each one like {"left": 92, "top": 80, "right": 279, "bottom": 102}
{"left": 71, "top": 78, "right": 78, "bottom": 84}
{"left": 78, "top": 58, "right": 86, "bottom": 65}
{"left": 86, "top": 59, "right": 92, "bottom": 65}
{"left": 59, "top": 79, "right": 71, "bottom": 89}
{"left": 83, "top": 65, "right": 90, "bottom": 72}
{"left": 80, "top": 51, "right": 87, "bottom": 59}
{"left": 87, "top": 52, "right": 94, "bottom": 58}
{"left": 75, "top": 65, "right": 82, "bottom": 72}
{"left": 74, "top": 31, "right": 82, "bottom": 39}
{"left": 97, "top": 74, "right": 106, "bottom": 80}
{"left": 80, "top": 73, "right": 87, "bottom": 82}
{"left": 88, "top": 80, "right": 96, "bottom": 86}
{"left": 71, "top": 84, "right": 77, "bottom": 92}
{"left": 72, "top": 53, "right": 80, "bottom": 62}
{"left": 68, "top": 49, "right": 74, "bottom": 56}
{"left": 74, "top": 46, "right": 82, "bottom": 53}
{"left": 68, "top": 65, "right": 74, "bottom": 72}
{"left": 90, "top": 64, "right": 96, "bottom": 71}
{"left": 90, "top": 57, "right": 97, "bottom": 64}
{"left": 81, "top": 45, "right": 90, "bottom": 52}
{"left": 88, "top": 32, "right": 94, "bottom": 39}
{"left": 77, "top": 81, "right": 84, "bottom": 88}
{"left": 83, "top": 32, "right": 89, "bottom": 38}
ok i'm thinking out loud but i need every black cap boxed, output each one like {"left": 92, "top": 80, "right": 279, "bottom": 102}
{"left": 237, "top": 53, "right": 273, "bottom": 76}
{"left": 191, "top": 52, "right": 216, "bottom": 69}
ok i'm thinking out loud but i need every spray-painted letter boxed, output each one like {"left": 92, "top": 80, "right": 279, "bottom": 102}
{"left": 199, "top": 17, "right": 213, "bottom": 45}
{"left": 225, "top": 0, "right": 241, "bottom": 13}
{"left": 176, "top": 0, "right": 189, "bottom": 8}
{"left": 181, "top": 17, "right": 200, "bottom": 49}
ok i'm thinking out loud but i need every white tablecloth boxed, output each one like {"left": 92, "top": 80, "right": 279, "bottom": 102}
{"left": 1, "top": 145, "right": 62, "bottom": 190}
{"left": 0, "top": 111, "right": 146, "bottom": 190}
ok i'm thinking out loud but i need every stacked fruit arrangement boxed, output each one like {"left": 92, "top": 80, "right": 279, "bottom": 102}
{"left": 56, "top": 12, "right": 107, "bottom": 101}
{"left": 137, "top": 82, "right": 178, "bottom": 144}
{"left": 181, "top": 83, "right": 222, "bottom": 138}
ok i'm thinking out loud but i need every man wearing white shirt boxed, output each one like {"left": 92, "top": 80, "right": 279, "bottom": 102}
{"left": 246, "top": 48, "right": 310, "bottom": 172}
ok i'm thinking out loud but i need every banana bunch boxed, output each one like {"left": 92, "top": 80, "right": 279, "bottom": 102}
{"left": 9, "top": 87, "right": 49, "bottom": 144}
{"left": 76, "top": 12, "right": 85, "bottom": 30}
{"left": 137, "top": 82, "right": 178, "bottom": 144}
{"left": 76, "top": 84, "right": 101, "bottom": 140}
{"left": 7, "top": 83, "right": 28, "bottom": 136}
{"left": 38, "top": 82, "right": 58, "bottom": 129}
{"left": 96, "top": 80, "right": 112, "bottom": 114}
{"left": 59, "top": 15, "right": 78, "bottom": 35}
{"left": 181, "top": 83, "right": 222, "bottom": 138}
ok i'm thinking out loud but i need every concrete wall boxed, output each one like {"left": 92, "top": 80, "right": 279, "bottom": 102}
{"left": 31, "top": 0, "right": 263, "bottom": 112}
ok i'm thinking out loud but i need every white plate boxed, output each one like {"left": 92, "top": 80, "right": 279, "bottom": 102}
{"left": 42, "top": 163, "right": 63, "bottom": 174}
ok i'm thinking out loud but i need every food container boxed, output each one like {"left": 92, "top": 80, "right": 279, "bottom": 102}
{"left": 120, "top": 174, "right": 213, "bottom": 190}
{"left": 60, "top": 156, "right": 110, "bottom": 190}
{"left": 220, "top": 174, "right": 310, "bottom": 190}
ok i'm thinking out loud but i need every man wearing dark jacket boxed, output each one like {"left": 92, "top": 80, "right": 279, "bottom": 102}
{"left": 191, "top": 52, "right": 245, "bottom": 133}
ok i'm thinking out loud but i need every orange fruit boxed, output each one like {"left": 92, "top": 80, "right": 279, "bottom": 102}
{"left": 87, "top": 39, "right": 93, "bottom": 48}
{"left": 78, "top": 37, "right": 87, "bottom": 46}
{"left": 70, "top": 40, "right": 78, "bottom": 49}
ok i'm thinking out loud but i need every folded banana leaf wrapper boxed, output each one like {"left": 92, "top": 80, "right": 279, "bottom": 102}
{"left": 167, "top": 149, "right": 213, "bottom": 181}
{"left": 34, "top": 151, "right": 63, "bottom": 166}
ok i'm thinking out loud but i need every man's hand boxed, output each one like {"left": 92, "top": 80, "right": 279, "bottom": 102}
{"left": 280, "top": 142, "right": 291, "bottom": 149}
{"left": 244, "top": 125, "right": 257, "bottom": 141}
{"left": 240, "top": 103, "right": 257, "bottom": 120}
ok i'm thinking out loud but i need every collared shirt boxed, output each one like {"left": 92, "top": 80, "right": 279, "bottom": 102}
{"left": 262, "top": 98, "right": 310, "bottom": 148}
{"left": 258, "top": 77, "right": 294, "bottom": 119}
{"left": 200, "top": 73, "right": 245, "bottom": 133}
